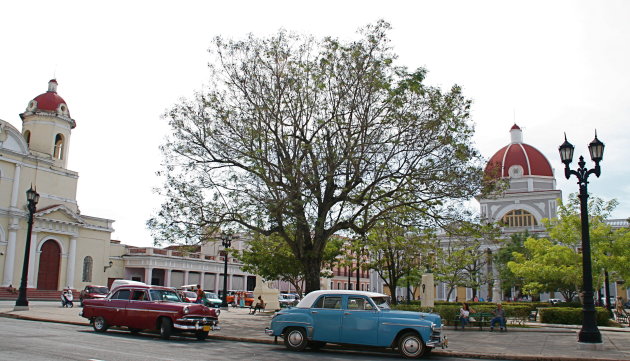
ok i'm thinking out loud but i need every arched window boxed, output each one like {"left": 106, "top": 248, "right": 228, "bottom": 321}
{"left": 82, "top": 256, "right": 93, "bottom": 282}
{"left": 53, "top": 133, "right": 64, "bottom": 160}
{"left": 24, "top": 130, "right": 31, "bottom": 146}
{"left": 501, "top": 209, "right": 538, "bottom": 227}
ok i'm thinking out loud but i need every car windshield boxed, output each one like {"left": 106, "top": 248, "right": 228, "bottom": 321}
{"left": 205, "top": 292, "right": 218, "bottom": 299}
{"left": 183, "top": 291, "right": 197, "bottom": 298}
{"left": 89, "top": 287, "right": 108, "bottom": 294}
{"left": 246, "top": 292, "right": 254, "bottom": 298}
{"left": 370, "top": 296, "right": 391, "bottom": 310}
{"left": 149, "top": 289, "right": 182, "bottom": 302}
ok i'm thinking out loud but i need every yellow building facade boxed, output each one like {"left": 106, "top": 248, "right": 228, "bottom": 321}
{"left": 0, "top": 80, "right": 121, "bottom": 291}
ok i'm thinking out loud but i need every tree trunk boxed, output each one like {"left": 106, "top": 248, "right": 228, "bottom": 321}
{"left": 303, "top": 255, "right": 322, "bottom": 294}
{"left": 387, "top": 283, "right": 398, "bottom": 305}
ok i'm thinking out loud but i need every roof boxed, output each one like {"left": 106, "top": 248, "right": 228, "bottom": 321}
{"left": 296, "top": 290, "right": 388, "bottom": 308}
{"left": 485, "top": 125, "right": 553, "bottom": 178}
{"left": 33, "top": 92, "right": 68, "bottom": 114}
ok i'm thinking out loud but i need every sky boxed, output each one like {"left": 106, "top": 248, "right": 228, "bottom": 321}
{"left": 1, "top": 0, "right": 628, "bottom": 247}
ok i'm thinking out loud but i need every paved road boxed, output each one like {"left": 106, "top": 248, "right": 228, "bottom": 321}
{"left": 0, "top": 317, "right": 500, "bottom": 361}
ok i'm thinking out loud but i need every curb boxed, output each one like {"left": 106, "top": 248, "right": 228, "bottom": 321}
{"left": 1, "top": 312, "right": 627, "bottom": 361}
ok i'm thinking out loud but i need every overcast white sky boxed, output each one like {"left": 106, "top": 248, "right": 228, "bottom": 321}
{"left": 1, "top": 0, "right": 628, "bottom": 247}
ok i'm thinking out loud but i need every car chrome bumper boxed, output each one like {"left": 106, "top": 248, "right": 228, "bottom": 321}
{"left": 265, "top": 327, "right": 275, "bottom": 336}
{"left": 426, "top": 334, "right": 447, "bottom": 348}
{"left": 174, "top": 318, "right": 219, "bottom": 331}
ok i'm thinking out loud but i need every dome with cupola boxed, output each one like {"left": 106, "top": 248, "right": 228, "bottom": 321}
{"left": 22, "top": 79, "right": 75, "bottom": 128}
{"left": 485, "top": 124, "right": 553, "bottom": 179}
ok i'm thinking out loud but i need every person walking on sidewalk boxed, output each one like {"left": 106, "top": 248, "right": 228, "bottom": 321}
{"left": 490, "top": 303, "right": 506, "bottom": 332}
{"left": 195, "top": 285, "right": 204, "bottom": 304}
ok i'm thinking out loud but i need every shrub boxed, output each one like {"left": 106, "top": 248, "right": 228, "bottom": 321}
{"left": 539, "top": 307, "right": 609, "bottom": 326}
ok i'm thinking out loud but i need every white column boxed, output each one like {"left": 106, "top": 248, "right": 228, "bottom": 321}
{"left": 1, "top": 221, "right": 19, "bottom": 287}
{"left": 27, "top": 232, "right": 38, "bottom": 288}
{"left": 65, "top": 238, "right": 77, "bottom": 289}
{"left": 199, "top": 272, "right": 205, "bottom": 290}
{"left": 214, "top": 273, "right": 219, "bottom": 293}
{"left": 145, "top": 267, "right": 153, "bottom": 285}
{"left": 10, "top": 164, "right": 21, "bottom": 208}
{"left": 184, "top": 270, "right": 189, "bottom": 285}
{"left": 228, "top": 274, "right": 233, "bottom": 290}
{"left": 164, "top": 269, "right": 172, "bottom": 287}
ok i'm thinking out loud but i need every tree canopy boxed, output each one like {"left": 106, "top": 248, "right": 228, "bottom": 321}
{"left": 148, "top": 21, "right": 490, "bottom": 293}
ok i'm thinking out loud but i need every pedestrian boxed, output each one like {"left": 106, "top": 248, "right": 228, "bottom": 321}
{"left": 250, "top": 296, "right": 266, "bottom": 314}
{"left": 489, "top": 303, "right": 506, "bottom": 332}
{"left": 459, "top": 302, "right": 474, "bottom": 330}
{"left": 616, "top": 297, "right": 628, "bottom": 316}
{"left": 195, "top": 284, "right": 204, "bottom": 304}
{"left": 7, "top": 284, "right": 17, "bottom": 294}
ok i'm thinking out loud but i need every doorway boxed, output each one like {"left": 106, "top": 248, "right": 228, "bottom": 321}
{"left": 37, "top": 240, "right": 61, "bottom": 290}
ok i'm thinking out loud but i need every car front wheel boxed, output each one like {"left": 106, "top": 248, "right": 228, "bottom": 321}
{"left": 159, "top": 318, "right": 173, "bottom": 340}
{"left": 398, "top": 332, "right": 426, "bottom": 359}
{"left": 284, "top": 327, "right": 308, "bottom": 352}
{"left": 93, "top": 316, "right": 108, "bottom": 333}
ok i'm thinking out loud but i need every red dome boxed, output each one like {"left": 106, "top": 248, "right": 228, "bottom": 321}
{"left": 33, "top": 92, "right": 68, "bottom": 114}
{"left": 29, "top": 79, "right": 70, "bottom": 116}
{"left": 485, "top": 126, "right": 553, "bottom": 178}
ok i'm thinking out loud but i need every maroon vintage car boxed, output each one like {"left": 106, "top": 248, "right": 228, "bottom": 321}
{"left": 80, "top": 284, "right": 220, "bottom": 340}
{"left": 79, "top": 285, "right": 109, "bottom": 306}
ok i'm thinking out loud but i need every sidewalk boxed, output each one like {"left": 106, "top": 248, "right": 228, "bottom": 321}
{"left": 1, "top": 302, "right": 629, "bottom": 361}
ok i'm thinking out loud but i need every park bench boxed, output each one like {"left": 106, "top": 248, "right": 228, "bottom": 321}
{"left": 613, "top": 311, "right": 629, "bottom": 325}
{"left": 453, "top": 312, "right": 500, "bottom": 331}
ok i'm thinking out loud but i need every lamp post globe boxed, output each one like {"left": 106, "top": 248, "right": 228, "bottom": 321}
{"left": 220, "top": 233, "right": 232, "bottom": 308}
{"left": 15, "top": 186, "right": 40, "bottom": 310}
{"left": 558, "top": 132, "right": 604, "bottom": 345}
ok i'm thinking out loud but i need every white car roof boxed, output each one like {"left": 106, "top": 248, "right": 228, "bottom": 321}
{"left": 296, "top": 290, "right": 388, "bottom": 308}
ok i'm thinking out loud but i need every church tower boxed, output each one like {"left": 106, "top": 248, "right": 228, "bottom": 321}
{"left": 20, "top": 79, "right": 76, "bottom": 169}
{"left": 478, "top": 124, "right": 562, "bottom": 234}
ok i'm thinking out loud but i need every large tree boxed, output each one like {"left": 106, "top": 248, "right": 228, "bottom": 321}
{"left": 148, "top": 21, "right": 488, "bottom": 293}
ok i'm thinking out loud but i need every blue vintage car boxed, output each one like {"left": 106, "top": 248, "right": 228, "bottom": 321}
{"left": 265, "top": 290, "right": 446, "bottom": 358}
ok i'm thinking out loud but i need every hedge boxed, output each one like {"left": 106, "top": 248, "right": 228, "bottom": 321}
{"left": 539, "top": 307, "right": 610, "bottom": 326}
{"left": 391, "top": 303, "right": 532, "bottom": 325}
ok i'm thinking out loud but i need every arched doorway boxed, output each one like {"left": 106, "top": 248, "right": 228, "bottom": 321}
{"left": 37, "top": 240, "right": 61, "bottom": 290}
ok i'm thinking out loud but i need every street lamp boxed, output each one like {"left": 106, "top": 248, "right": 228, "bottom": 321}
{"left": 220, "top": 232, "right": 232, "bottom": 308}
{"left": 558, "top": 132, "right": 604, "bottom": 345}
{"left": 15, "top": 186, "right": 40, "bottom": 310}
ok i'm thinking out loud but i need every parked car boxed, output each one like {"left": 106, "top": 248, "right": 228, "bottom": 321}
{"left": 548, "top": 298, "right": 562, "bottom": 305}
{"left": 79, "top": 285, "right": 109, "bottom": 307}
{"left": 81, "top": 284, "right": 220, "bottom": 340}
{"left": 180, "top": 291, "right": 198, "bottom": 303}
{"left": 265, "top": 290, "right": 446, "bottom": 358}
{"left": 204, "top": 292, "right": 222, "bottom": 308}
{"left": 278, "top": 293, "right": 299, "bottom": 308}
{"left": 224, "top": 291, "right": 254, "bottom": 306}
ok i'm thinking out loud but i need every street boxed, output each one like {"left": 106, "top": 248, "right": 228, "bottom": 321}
{"left": 0, "top": 317, "right": 498, "bottom": 361}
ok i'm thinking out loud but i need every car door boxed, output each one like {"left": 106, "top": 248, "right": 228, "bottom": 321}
{"left": 311, "top": 295, "right": 343, "bottom": 342}
{"left": 340, "top": 296, "right": 379, "bottom": 345}
{"left": 126, "top": 289, "right": 153, "bottom": 329}
{"left": 105, "top": 288, "right": 131, "bottom": 326}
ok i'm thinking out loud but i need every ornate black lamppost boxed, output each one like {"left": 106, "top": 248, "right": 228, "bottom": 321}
{"left": 220, "top": 232, "right": 232, "bottom": 308}
{"left": 15, "top": 186, "right": 40, "bottom": 310}
{"left": 558, "top": 132, "right": 604, "bottom": 344}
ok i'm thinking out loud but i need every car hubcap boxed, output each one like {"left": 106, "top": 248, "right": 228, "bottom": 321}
{"left": 95, "top": 319, "right": 103, "bottom": 329}
{"left": 403, "top": 337, "right": 420, "bottom": 355}
{"left": 288, "top": 331, "right": 303, "bottom": 346}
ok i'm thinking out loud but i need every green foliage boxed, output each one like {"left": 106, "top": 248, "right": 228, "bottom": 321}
{"left": 494, "top": 232, "right": 533, "bottom": 293}
{"left": 432, "top": 221, "right": 501, "bottom": 300}
{"left": 391, "top": 303, "right": 532, "bottom": 324}
{"left": 149, "top": 21, "right": 493, "bottom": 293}
{"left": 539, "top": 307, "right": 610, "bottom": 326}
{"left": 507, "top": 194, "right": 630, "bottom": 300}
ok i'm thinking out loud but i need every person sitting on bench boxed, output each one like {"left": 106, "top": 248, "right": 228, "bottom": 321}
{"left": 250, "top": 296, "right": 266, "bottom": 314}
{"left": 489, "top": 303, "right": 506, "bottom": 331}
